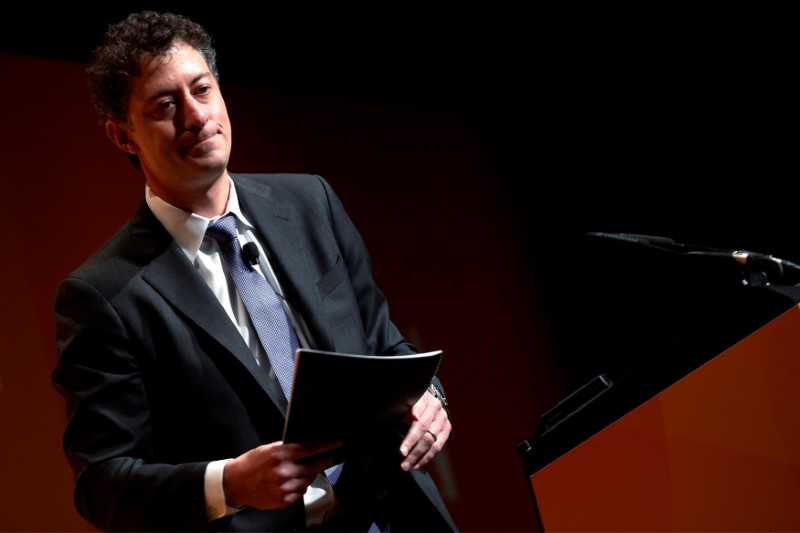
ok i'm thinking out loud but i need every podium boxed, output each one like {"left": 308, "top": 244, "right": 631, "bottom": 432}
{"left": 519, "top": 282, "right": 800, "bottom": 531}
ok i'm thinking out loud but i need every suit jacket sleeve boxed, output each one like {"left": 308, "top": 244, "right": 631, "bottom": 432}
{"left": 53, "top": 275, "right": 214, "bottom": 531}
{"left": 51, "top": 198, "right": 303, "bottom": 531}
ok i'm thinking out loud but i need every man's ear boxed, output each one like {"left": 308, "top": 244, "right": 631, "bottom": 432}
{"left": 106, "top": 121, "right": 138, "bottom": 154}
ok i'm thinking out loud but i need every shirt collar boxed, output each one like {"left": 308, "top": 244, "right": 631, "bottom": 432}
{"left": 145, "top": 177, "right": 256, "bottom": 261}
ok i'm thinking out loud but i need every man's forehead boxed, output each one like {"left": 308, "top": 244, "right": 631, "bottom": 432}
{"left": 132, "top": 45, "right": 210, "bottom": 96}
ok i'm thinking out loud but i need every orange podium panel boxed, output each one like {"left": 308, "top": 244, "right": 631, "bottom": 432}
{"left": 529, "top": 302, "right": 800, "bottom": 531}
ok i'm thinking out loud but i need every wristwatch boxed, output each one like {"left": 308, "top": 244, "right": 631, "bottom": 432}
{"left": 428, "top": 381, "right": 452, "bottom": 424}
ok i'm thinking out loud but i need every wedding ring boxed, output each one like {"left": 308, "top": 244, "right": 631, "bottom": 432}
{"left": 426, "top": 429, "right": 438, "bottom": 442}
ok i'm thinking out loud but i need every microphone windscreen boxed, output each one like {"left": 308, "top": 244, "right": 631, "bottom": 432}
{"left": 242, "top": 242, "right": 260, "bottom": 265}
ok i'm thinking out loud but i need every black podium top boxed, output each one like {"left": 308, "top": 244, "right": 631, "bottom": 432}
{"left": 520, "top": 240, "right": 800, "bottom": 476}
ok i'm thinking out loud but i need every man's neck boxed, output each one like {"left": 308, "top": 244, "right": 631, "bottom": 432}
{"left": 145, "top": 171, "right": 231, "bottom": 217}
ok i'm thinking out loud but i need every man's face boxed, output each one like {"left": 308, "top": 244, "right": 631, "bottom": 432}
{"left": 110, "top": 42, "right": 232, "bottom": 207}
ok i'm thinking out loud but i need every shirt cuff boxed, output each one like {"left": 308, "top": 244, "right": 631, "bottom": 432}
{"left": 205, "top": 459, "right": 245, "bottom": 520}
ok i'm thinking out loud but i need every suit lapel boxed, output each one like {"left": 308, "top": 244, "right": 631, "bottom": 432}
{"left": 234, "top": 175, "right": 334, "bottom": 351}
{"left": 128, "top": 200, "right": 289, "bottom": 412}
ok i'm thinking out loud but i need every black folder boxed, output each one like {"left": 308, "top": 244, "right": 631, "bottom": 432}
{"left": 282, "top": 348, "right": 444, "bottom": 444}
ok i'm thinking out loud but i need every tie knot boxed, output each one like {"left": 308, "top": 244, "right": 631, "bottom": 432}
{"left": 206, "top": 213, "right": 238, "bottom": 244}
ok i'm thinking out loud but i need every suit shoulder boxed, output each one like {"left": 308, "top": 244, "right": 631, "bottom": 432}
{"left": 60, "top": 215, "right": 171, "bottom": 299}
{"left": 230, "top": 172, "right": 335, "bottom": 199}
{"left": 231, "top": 172, "right": 328, "bottom": 187}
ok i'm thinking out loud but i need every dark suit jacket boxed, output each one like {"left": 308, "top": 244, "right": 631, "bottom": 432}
{"left": 52, "top": 173, "right": 456, "bottom": 532}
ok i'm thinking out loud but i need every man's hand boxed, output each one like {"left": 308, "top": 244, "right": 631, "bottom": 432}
{"left": 399, "top": 389, "right": 452, "bottom": 471}
{"left": 222, "top": 439, "right": 342, "bottom": 509}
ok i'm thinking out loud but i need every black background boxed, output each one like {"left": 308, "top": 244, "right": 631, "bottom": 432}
{"left": 2, "top": 3, "right": 796, "bottom": 388}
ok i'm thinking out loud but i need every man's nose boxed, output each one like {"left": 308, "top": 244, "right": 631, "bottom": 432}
{"left": 181, "top": 97, "right": 208, "bottom": 130}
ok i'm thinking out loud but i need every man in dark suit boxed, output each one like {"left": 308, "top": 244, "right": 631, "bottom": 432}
{"left": 51, "top": 10, "right": 456, "bottom": 532}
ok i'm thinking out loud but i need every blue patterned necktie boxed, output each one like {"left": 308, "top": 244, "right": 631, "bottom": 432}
{"left": 206, "top": 214, "right": 298, "bottom": 398}
{"left": 207, "top": 213, "right": 383, "bottom": 532}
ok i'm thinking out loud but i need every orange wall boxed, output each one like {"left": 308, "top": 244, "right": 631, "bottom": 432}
{"left": 0, "top": 53, "right": 565, "bottom": 532}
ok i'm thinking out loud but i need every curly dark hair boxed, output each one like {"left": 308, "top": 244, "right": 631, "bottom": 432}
{"left": 87, "top": 10, "right": 219, "bottom": 126}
